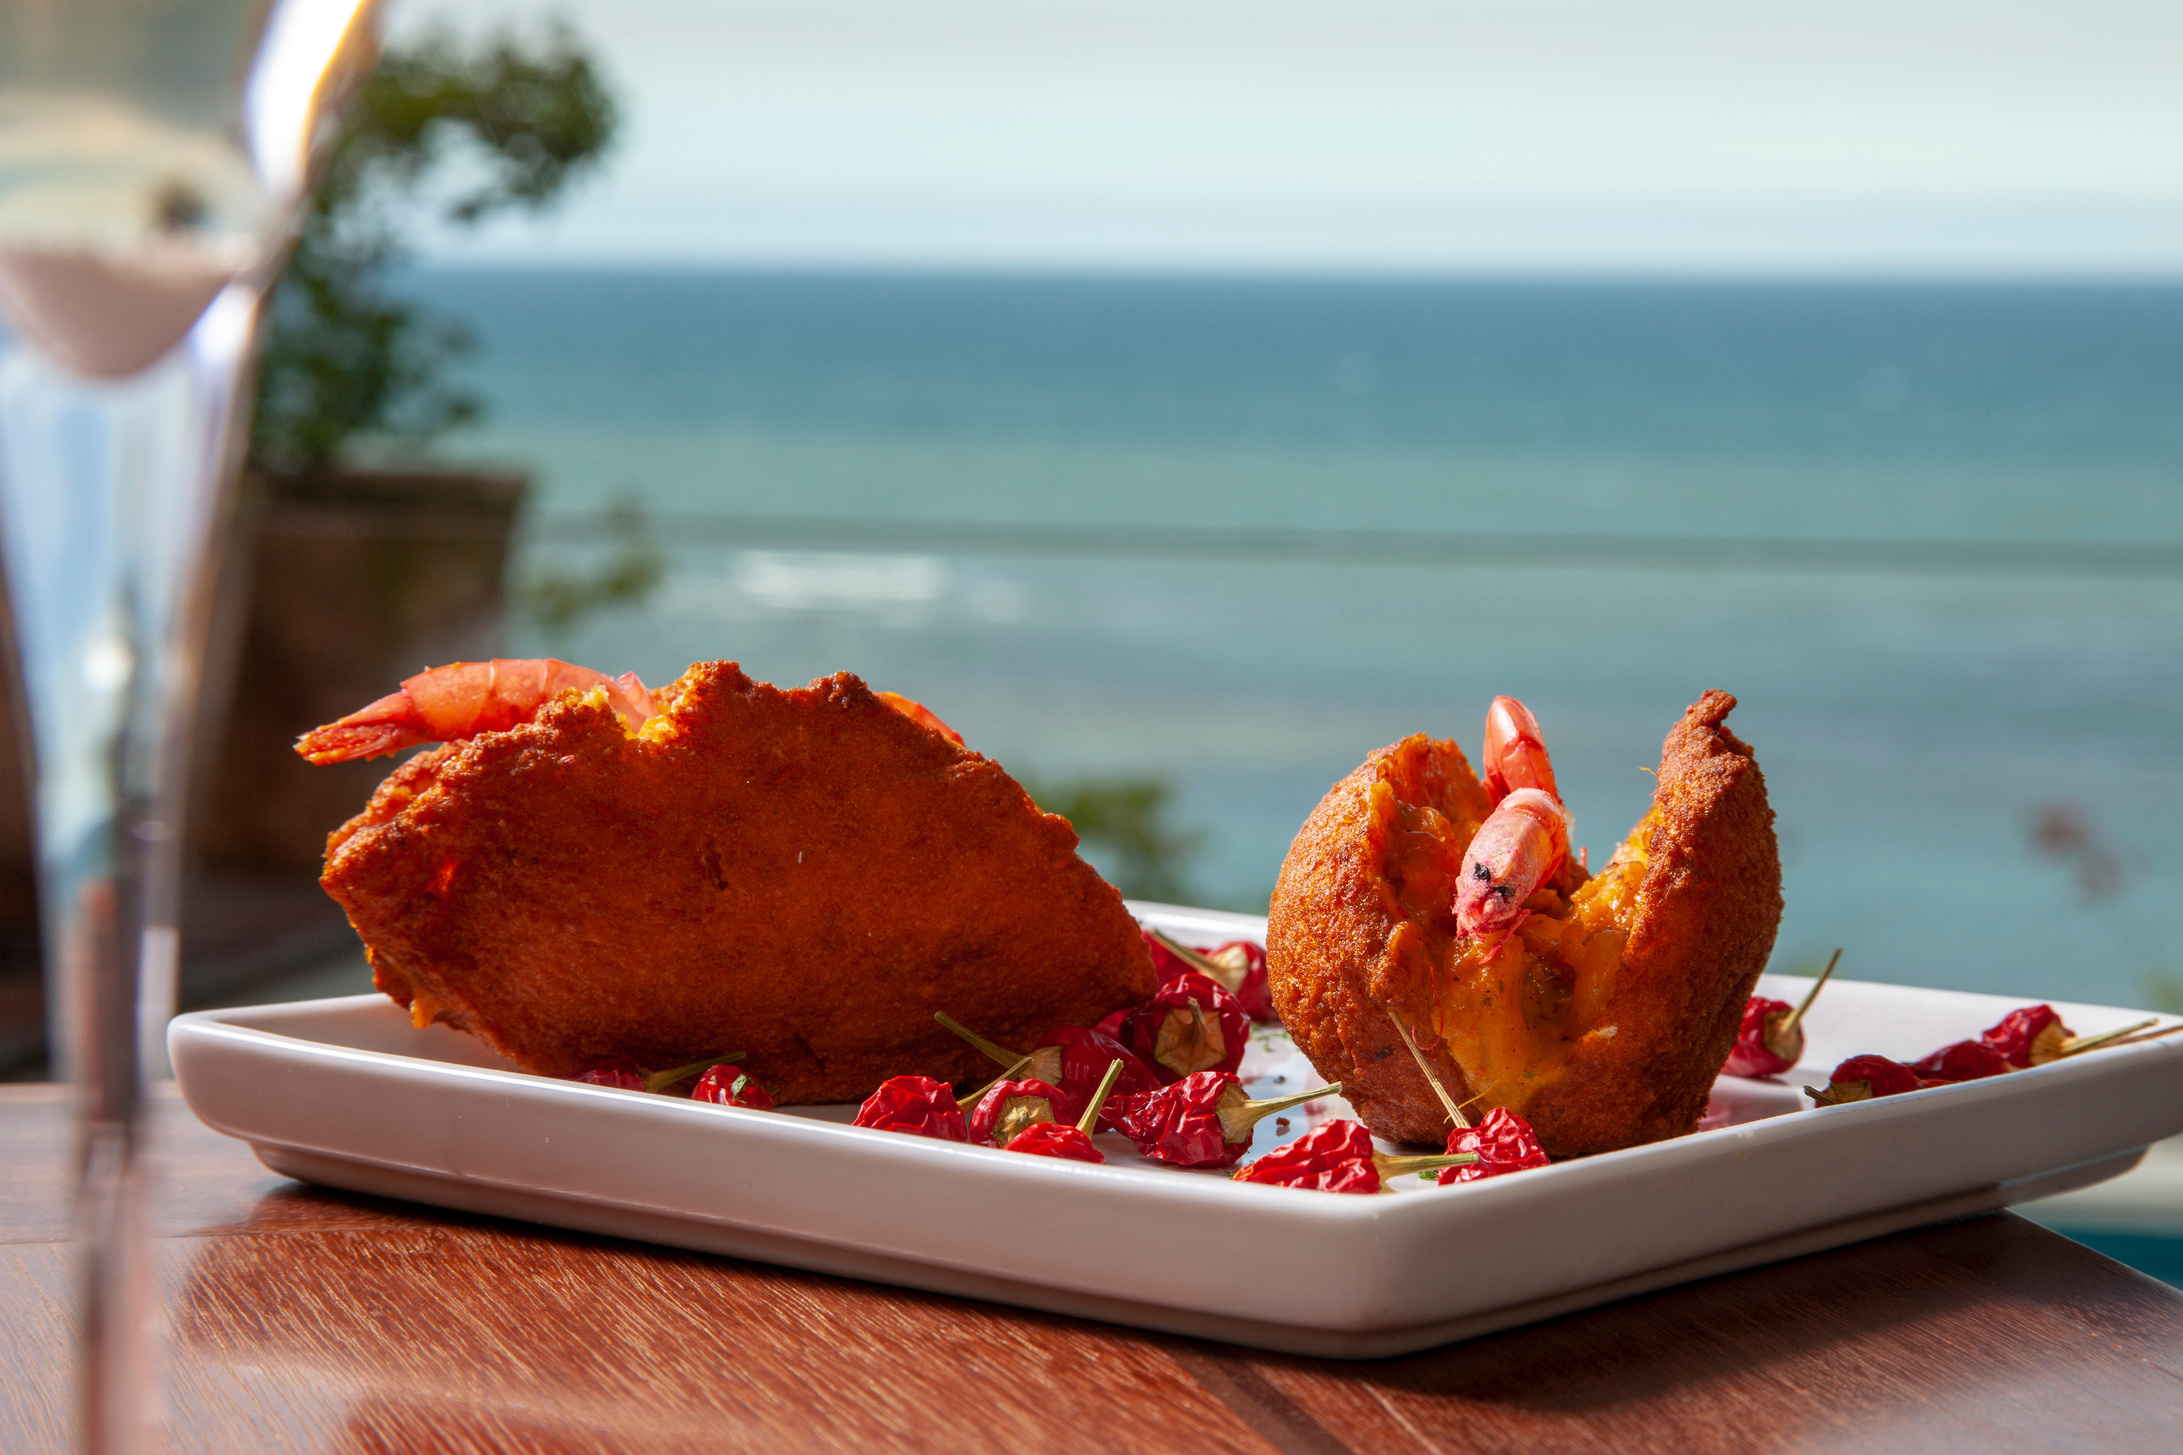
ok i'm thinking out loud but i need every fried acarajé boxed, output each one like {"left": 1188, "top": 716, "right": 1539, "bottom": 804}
{"left": 1267, "top": 691, "right": 1781, "bottom": 1158}
{"left": 319, "top": 663, "right": 1155, "bottom": 1103}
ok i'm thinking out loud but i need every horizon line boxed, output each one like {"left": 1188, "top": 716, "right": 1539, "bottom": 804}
{"left": 403, "top": 257, "right": 2183, "bottom": 288}
{"left": 518, "top": 513, "right": 2183, "bottom": 580}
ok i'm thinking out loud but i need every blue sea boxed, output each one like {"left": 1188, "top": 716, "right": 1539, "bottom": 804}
{"left": 408, "top": 270, "right": 2183, "bottom": 1017}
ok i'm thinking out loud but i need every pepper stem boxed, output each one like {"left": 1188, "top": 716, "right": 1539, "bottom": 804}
{"left": 1076, "top": 1058, "right": 1127, "bottom": 1135}
{"left": 2101, "top": 1021, "right": 2183, "bottom": 1051}
{"left": 957, "top": 1054, "right": 1036, "bottom": 1114}
{"left": 935, "top": 1011, "right": 1022, "bottom": 1069}
{"left": 1777, "top": 947, "right": 1843, "bottom": 1040}
{"left": 1147, "top": 926, "right": 1242, "bottom": 993}
{"left": 644, "top": 1054, "right": 743, "bottom": 1094}
{"left": 1374, "top": 1152, "right": 1479, "bottom": 1178}
{"left": 2056, "top": 1018, "right": 2163, "bottom": 1058}
{"left": 1242, "top": 1082, "right": 1342, "bottom": 1121}
{"left": 1217, "top": 1081, "right": 1342, "bottom": 1144}
{"left": 1388, "top": 1009, "right": 1468, "bottom": 1130}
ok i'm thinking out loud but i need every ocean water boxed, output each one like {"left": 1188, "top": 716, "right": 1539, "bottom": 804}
{"left": 408, "top": 270, "right": 2183, "bottom": 1012}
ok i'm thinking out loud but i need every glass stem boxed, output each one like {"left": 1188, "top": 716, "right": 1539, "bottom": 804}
{"left": 0, "top": 283, "right": 259, "bottom": 1455}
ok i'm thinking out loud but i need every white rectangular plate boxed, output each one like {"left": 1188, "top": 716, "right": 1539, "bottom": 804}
{"left": 168, "top": 903, "right": 2183, "bottom": 1358}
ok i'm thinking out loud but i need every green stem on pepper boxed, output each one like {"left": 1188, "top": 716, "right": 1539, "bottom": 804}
{"left": 1075, "top": 1059, "right": 1127, "bottom": 1136}
{"left": 644, "top": 1053, "right": 743, "bottom": 1094}
{"left": 957, "top": 1054, "right": 1036, "bottom": 1115}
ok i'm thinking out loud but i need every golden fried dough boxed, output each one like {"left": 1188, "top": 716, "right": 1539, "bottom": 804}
{"left": 1267, "top": 691, "right": 1781, "bottom": 1157}
{"left": 321, "top": 663, "right": 1155, "bottom": 1102}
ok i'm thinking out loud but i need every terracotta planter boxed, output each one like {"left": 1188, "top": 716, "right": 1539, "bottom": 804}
{"left": 192, "top": 466, "right": 527, "bottom": 872}
{"left": 169, "top": 466, "right": 527, "bottom": 1014}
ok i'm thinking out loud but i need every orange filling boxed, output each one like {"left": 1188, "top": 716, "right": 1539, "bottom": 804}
{"left": 1366, "top": 736, "right": 1646, "bottom": 1117}
{"left": 409, "top": 986, "right": 447, "bottom": 1030}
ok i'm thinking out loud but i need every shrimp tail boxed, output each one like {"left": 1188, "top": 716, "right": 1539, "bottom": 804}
{"left": 877, "top": 690, "right": 965, "bottom": 745}
{"left": 612, "top": 672, "right": 656, "bottom": 725}
{"left": 293, "top": 689, "right": 433, "bottom": 765}
{"left": 1483, "top": 695, "right": 1559, "bottom": 802}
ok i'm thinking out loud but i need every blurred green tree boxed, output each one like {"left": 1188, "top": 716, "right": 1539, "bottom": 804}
{"left": 250, "top": 23, "right": 618, "bottom": 474}
{"left": 1022, "top": 774, "right": 1206, "bottom": 905}
{"left": 521, "top": 495, "right": 664, "bottom": 641}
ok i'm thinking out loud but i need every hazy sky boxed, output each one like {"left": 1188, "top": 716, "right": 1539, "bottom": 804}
{"left": 399, "top": 0, "right": 2183, "bottom": 275}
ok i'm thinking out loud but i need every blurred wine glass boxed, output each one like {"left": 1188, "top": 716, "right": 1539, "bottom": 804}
{"left": 0, "top": 2, "right": 376, "bottom": 1449}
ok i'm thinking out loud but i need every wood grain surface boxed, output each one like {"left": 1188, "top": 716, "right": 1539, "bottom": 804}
{"left": 4, "top": 1083, "right": 2181, "bottom": 1454}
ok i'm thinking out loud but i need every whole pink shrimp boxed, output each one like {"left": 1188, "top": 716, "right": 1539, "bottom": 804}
{"left": 294, "top": 659, "right": 658, "bottom": 765}
{"left": 294, "top": 660, "right": 967, "bottom": 765}
{"left": 1454, "top": 696, "right": 1573, "bottom": 941}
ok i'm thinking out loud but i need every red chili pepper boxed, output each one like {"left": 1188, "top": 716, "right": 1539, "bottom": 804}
{"left": 1004, "top": 1057, "right": 1131, "bottom": 1164}
{"left": 1004, "top": 1121, "right": 1103, "bottom": 1162}
{"left": 1039, "top": 1026, "right": 1163, "bottom": 1127}
{"left": 967, "top": 1078, "right": 1068, "bottom": 1147}
{"left": 1807, "top": 1053, "right": 1923, "bottom": 1106}
{"left": 1141, "top": 929, "right": 1278, "bottom": 1023}
{"left": 573, "top": 1052, "right": 749, "bottom": 1095}
{"left": 1234, "top": 1121, "right": 1382, "bottom": 1192}
{"left": 1115, "top": 972, "right": 1248, "bottom": 1083}
{"left": 1722, "top": 996, "right": 1798, "bottom": 1078}
{"left": 1115, "top": 1070, "right": 1341, "bottom": 1169}
{"left": 1219, "top": 942, "right": 1276, "bottom": 1023}
{"left": 640, "top": 1054, "right": 745, "bottom": 1095}
{"left": 852, "top": 1075, "right": 968, "bottom": 1140}
{"left": 1143, "top": 929, "right": 1196, "bottom": 983}
{"left": 692, "top": 1064, "right": 776, "bottom": 1110}
{"left": 1908, "top": 1039, "right": 2011, "bottom": 1084}
{"left": 1722, "top": 949, "right": 1841, "bottom": 1079}
{"left": 934, "top": 1014, "right": 1162, "bottom": 1130}
{"left": 1438, "top": 1107, "right": 1550, "bottom": 1184}
{"left": 1231, "top": 1119, "right": 1473, "bottom": 1193}
{"left": 1981, "top": 1004, "right": 2073, "bottom": 1068}
{"left": 575, "top": 1056, "right": 645, "bottom": 1090}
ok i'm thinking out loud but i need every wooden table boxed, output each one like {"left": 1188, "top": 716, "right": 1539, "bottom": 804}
{"left": 6, "top": 1085, "right": 2183, "bottom": 1454}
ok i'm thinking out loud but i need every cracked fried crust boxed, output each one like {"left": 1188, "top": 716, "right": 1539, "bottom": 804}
{"left": 321, "top": 662, "right": 1155, "bottom": 1102}
{"left": 1266, "top": 690, "right": 1782, "bottom": 1157}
